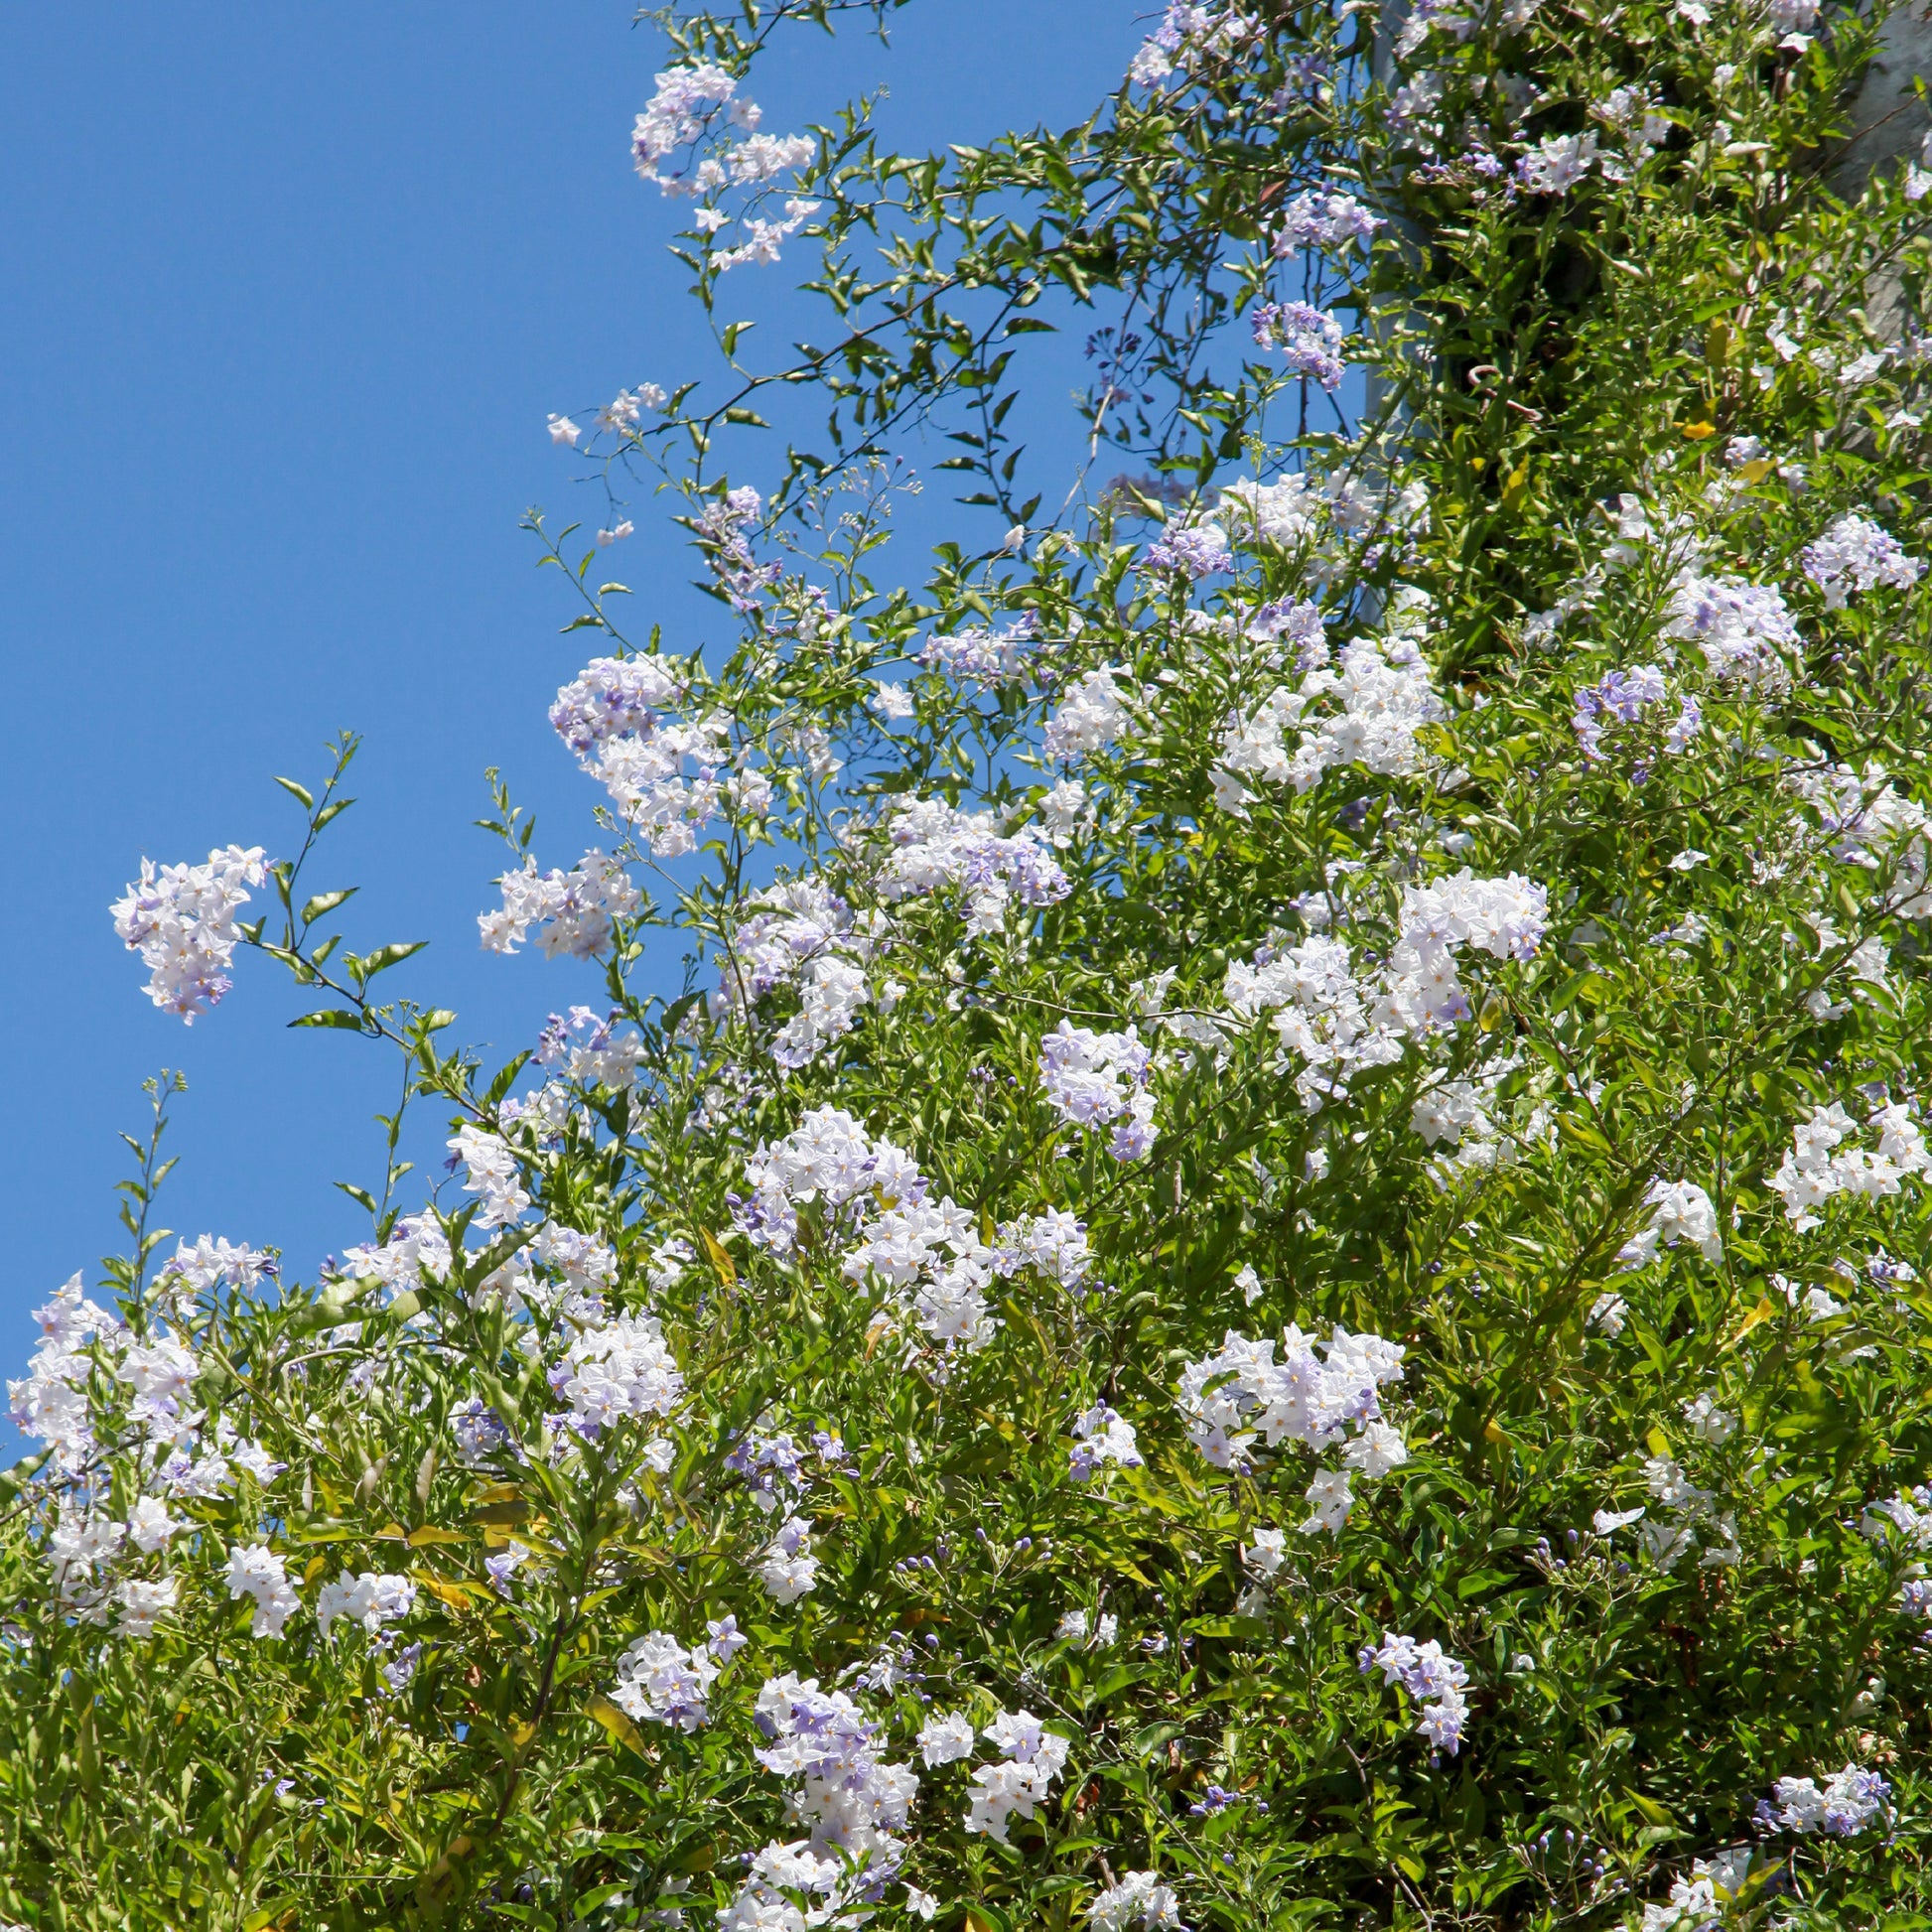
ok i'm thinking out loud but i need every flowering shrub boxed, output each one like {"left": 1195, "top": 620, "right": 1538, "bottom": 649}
{"left": 14, "top": 0, "right": 1932, "bottom": 1926}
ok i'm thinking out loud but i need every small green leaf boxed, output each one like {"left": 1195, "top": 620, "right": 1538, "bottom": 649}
{"left": 291, "top": 1009, "right": 365, "bottom": 1032}
{"left": 300, "top": 889, "right": 357, "bottom": 924}
{"left": 273, "top": 776, "right": 315, "bottom": 810}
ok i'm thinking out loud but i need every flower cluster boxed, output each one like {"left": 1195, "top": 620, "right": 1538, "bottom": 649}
{"left": 1665, "top": 571, "right": 1800, "bottom": 687}
{"left": 1211, "top": 596, "right": 1447, "bottom": 810}
{"left": 1760, "top": 1765, "right": 1890, "bottom": 1836}
{"left": 611, "top": 1630, "right": 721, "bottom": 1731}
{"left": 875, "top": 797, "right": 1071, "bottom": 939}
{"left": 918, "top": 614, "right": 1041, "bottom": 686}
{"left": 1251, "top": 301, "right": 1346, "bottom": 390}
{"left": 1617, "top": 1178, "right": 1723, "bottom": 1268}
{"left": 1273, "top": 190, "right": 1382, "bottom": 255}
{"left": 1223, "top": 869, "right": 1547, "bottom": 1109}
{"left": 1127, "top": 3, "right": 1261, "bottom": 89}
{"left": 553, "top": 1312, "right": 684, "bottom": 1435}
{"left": 1571, "top": 664, "right": 1700, "bottom": 762}
{"left": 316, "top": 1571, "right": 417, "bottom": 1640}
{"left": 1037, "top": 1022, "right": 1158, "bottom": 1161}
{"left": 1068, "top": 1402, "right": 1145, "bottom": 1480}
{"left": 1176, "top": 1324, "right": 1408, "bottom": 1532}
{"left": 110, "top": 845, "right": 269, "bottom": 1023}
{"left": 1768, "top": 1099, "right": 1932, "bottom": 1228}
{"left": 1360, "top": 1631, "right": 1471, "bottom": 1755}
{"left": 965, "top": 1709, "right": 1071, "bottom": 1842}
{"left": 479, "top": 851, "right": 642, "bottom": 957}
{"left": 547, "top": 652, "right": 756, "bottom": 858}
{"left": 743, "top": 1674, "right": 917, "bottom": 1885}
{"left": 1044, "top": 670, "right": 1136, "bottom": 763}
{"left": 1802, "top": 513, "right": 1924, "bottom": 607}
{"left": 1088, "top": 1871, "right": 1183, "bottom": 1931}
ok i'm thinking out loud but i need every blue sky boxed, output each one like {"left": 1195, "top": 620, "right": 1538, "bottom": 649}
{"left": 0, "top": 1, "right": 1140, "bottom": 1385}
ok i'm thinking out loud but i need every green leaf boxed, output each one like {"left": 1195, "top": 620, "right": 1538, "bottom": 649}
{"left": 299, "top": 889, "right": 357, "bottom": 924}
{"left": 290, "top": 1009, "right": 365, "bottom": 1031}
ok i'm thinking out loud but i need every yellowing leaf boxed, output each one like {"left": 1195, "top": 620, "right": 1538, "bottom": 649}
{"left": 418, "top": 1575, "right": 483, "bottom": 1609}
{"left": 1483, "top": 1418, "right": 1507, "bottom": 1444}
{"left": 1726, "top": 1296, "right": 1776, "bottom": 1349}
{"left": 406, "top": 1524, "right": 467, "bottom": 1548}
{"left": 1682, "top": 420, "right": 1717, "bottom": 441}
{"left": 1646, "top": 1427, "right": 1671, "bottom": 1457}
{"left": 1738, "top": 457, "right": 1774, "bottom": 483}
{"left": 700, "top": 1227, "right": 737, "bottom": 1287}
{"left": 588, "top": 1694, "right": 650, "bottom": 1756}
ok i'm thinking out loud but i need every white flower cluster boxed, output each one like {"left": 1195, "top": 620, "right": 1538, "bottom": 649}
{"left": 1038, "top": 1021, "right": 1158, "bottom": 1162}
{"left": 549, "top": 653, "right": 759, "bottom": 859}
{"left": 341, "top": 1210, "right": 452, "bottom": 1300}
{"left": 611, "top": 1629, "right": 720, "bottom": 1731}
{"left": 1763, "top": 1764, "right": 1890, "bottom": 1836}
{"left": 630, "top": 65, "right": 814, "bottom": 221}
{"left": 876, "top": 797, "right": 1071, "bottom": 939}
{"left": 1665, "top": 571, "right": 1800, "bottom": 688}
{"left": 316, "top": 1570, "right": 417, "bottom": 1640}
{"left": 449, "top": 1124, "right": 532, "bottom": 1229}
{"left": 1068, "top": 1401, "right": 1144, "bottom": 1481}
{"left": 918, "top": 614, "right": 1040, "bottom": 685}
{"left": 532, "top": 1005, "right": 646, "bottom": 1090}
{"left": 12, "top": 1276, "right": 285, "bottom": 1637}
{"left": 1176, "top": 1324, "right": 1408, "bottom": 1531}
{"left": 1788, "top": 759, "right": 1931, "bottom": 878}
{"left": 756, "top": 1513, "right": 819, "bottom": 1603}
{"left": 1224, "top": 870, "right": 1548, "bottom": 1110}
{"left": 1360, "top": 1631, "right": 1471, "bottom": 1755}
{"left": 162, "top": 1234, "right": 276, "bottom": 1299}
{"left": 1045, "top": 669, "right": 1136, "bottom": 763}
{"left": 1606, "top": 1450, "right": 1738, "bottom": 1572}
{"left": 728, "top": 878, "right": 886, "bottom": 1070}
{"left": 1801, "top": 513, "right": 1924, "bottom": 608}
{"left": 1410, "top": 1051, "right": 1553, "bottom": 1178}
{"left": 9, "top": 1276, "right": 127, "bottom": 1472}
{"left": 1768, "top": 1099, "right": 1931, "bottom": 1229}
{"left": 739, "top": 1107, "right": 1090, "bottom": 1350}
{"left": 554, "top": 1313, "right": 685, "bottom": 1434}
{"left": 1211, "top": 599, "right": 1446, "bottom": 813}
{"left": 1127, "top": 3, "right": 1261, "bottom": 88}
{"left": 1616, "top": 1177, "right": 1723, "bottom": 1268}
{"left": 964, "top": 1709, "right": 1071, "bottom": 1842}
{"left": 724, "top": 1672, "right": 918, "bottom": 1926}
{"left": 225, "top": 1543, "right": 300, "bottom": 1639}
{"left": 110, "top": 844, "right": 269, "bottom": 1023}
{"left": 1088, "top": 1871, "right": 1182, "bottom": 1931}
{"left": 479, "top": 851, "right": 642, "bottom": 958}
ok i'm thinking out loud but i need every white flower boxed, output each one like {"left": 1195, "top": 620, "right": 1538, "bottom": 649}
{"left": 1089, "top": 1870, "right": 1182, "bottom": 1931}
{"left": 612, "top": 1630, "right": 720, "bottom": 1731}
{"left": 316, "top": 1571, "right": 417, "bottom": 1639}
{"left": 116, "top": 1576, "right": 179, "bottom": 1639}
{"left": 1245, "top": 1525, "right": 1287, "bottom": 1576}
{"left": 1300, "top": 1467, "right": 1355, "bottom": 1534}
{"left": 917, "top": 1712, "right": 977, "bottom": 1766}
{"left": 125, "top": 1495, "right": 181, "bottom": 1554}
{"left": 224, "top": 1543, "right": 299, "bottom": 1639}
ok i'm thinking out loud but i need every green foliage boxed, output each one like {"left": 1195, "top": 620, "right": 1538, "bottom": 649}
{"left": 12, "top": 1, "right": 1932, "bottom": 1928}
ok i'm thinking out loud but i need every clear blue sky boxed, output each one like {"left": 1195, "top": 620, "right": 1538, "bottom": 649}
{"left": 0, "top": 2, "right": 1139, "bottom": 1386}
